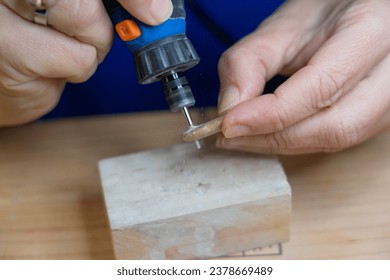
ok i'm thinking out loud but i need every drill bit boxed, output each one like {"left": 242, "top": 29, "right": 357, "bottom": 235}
{"left": 182, "top": 106, "right": 194, "bottom": 126}
{"left": 182, "top": 107, "right": 201, "bottom": 149}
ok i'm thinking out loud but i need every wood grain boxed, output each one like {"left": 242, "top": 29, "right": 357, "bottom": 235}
{"left": 1, "top": 108, "right": 390, "bottom": 259}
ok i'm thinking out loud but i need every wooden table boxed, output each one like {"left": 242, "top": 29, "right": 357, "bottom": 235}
{"left": 1, "top": 109, "right": 389, "bottom": 259}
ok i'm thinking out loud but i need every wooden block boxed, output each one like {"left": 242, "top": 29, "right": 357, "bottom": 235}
{"left": 99, "top": 143, "right": 291, "bottom": 259}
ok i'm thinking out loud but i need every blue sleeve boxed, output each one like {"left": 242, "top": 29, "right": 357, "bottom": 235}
{"left": 44, "top": 0, "right": 285, "bottom": 119}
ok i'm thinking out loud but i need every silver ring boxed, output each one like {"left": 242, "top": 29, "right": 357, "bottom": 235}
{"left": 34, "top": 9, "right": 47, "bottom": 25}
{"left": 26, "top": 0, "right": 57, "bottom": 26}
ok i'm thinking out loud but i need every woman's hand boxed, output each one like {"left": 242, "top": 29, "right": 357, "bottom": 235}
{"left": 0, "top": 0, "right": 172, "bottom": 127}
{"left": 217, "top": 0, "right": 390, "bottom": 154}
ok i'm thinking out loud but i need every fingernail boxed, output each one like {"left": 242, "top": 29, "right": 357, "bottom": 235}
{"left": 216, "top": 136, "right": 238, "bottom": 149}
{"left": 151, "top": 0, "right": 173, "bottom": 23}
{"left": 216, "top": 136, "right": 229, "bottom": 148}
{"left": 224, "top": 125, "right": 251, "bottom": 138}
{"left": 218, "top": 86, "right": 239, "bottom": 114}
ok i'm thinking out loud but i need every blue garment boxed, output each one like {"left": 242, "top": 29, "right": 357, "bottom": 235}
{"left": 45, "top": 0, "right": 285, "bottom": 118}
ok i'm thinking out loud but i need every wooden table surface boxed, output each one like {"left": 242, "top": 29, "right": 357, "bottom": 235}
{"left": 1, "top": 109, "right": 389, "bottom": 260}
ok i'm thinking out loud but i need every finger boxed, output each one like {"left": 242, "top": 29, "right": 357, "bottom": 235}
{"left": 47, "top": 0, "right": 113, "bottom": 62}
{"left": 222, "top": 1, "right": 390, "bottom": 138}
{"left": 117, "top": 0, "right": 173, "bottom": 26}
{"left": 0, "top": 5, "right": 98, "bottom": 83}
{"left": 216, "top": 139, "right": 338, "bottom": 155}
{"left": 3, "top": 0, "right": 113, "bottom": 62}
{"left": 0, "top": 78, "right": 65, "bottom": 126}
{"left": 218, "top": 53, "right": 390, "bottom": 154}
{"left": 217, "top": 0, "right": 333, "bottom": 114}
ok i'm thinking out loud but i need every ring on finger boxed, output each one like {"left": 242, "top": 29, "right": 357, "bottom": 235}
{"left": 34, "top": 8, "right": 47, "bottom": 25}
{"left": 26, "top": 0, "right": 58, "bottom": 26}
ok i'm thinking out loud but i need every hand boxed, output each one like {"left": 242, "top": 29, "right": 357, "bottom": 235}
{"left": 216, "top": 0, "right": 390, "bottom": 154}
{"left": 0, "top": 0, "right": 173, "bottom": 127}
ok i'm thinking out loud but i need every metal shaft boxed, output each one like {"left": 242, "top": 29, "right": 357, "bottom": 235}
{"left": 181, "top": 107, "right": 201, "bottom": 149}
{"left": 182, "top": 107, "right": 194, "bottom": 127}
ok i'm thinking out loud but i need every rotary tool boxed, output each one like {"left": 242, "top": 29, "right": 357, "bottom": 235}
{"left": 103, "top": 0, "right": 200, "bottom": 139}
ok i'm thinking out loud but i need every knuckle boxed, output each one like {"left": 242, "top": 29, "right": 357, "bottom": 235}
{"left": 326, "top": 119, "right": 361, "bottom": 150}
{"left": 267, "top": 100, "right": 290, "bottom": 132}
{"left": 70, "top": 1, "right": 102, "bottom": 32}
{"left": 266, "top": 131, "right": 291, "bottom": 151}
{"left": 218, "top": 48, "right": 240, "bottom": 71}
{"left": 268, "top": 114, "right": 285, "bottom": 132}
{"left": 218, "top": 42, "right": 273, "bottom": 78}
{"left": 356, "top": 0, "right": 389, "bottom": 20}
{"left": 218, "top": 45, "right": 254, "bottom": 70}
{"left": 0, "top": 82, "right": 62, "bottom": 126}
{"left": 347, "top": 0, "right": 390, "bottom": 36}
{"left": 0, "top": 74, "right": 30, "bottom": 97}
{"left": 0, "top": 76, "right": 18, "bottom": 93}
{"left": 71, "top": 45, "right": 98, "bottom": 80}
{"left": 308, "top": 65, "right": 343, "bottom": 110}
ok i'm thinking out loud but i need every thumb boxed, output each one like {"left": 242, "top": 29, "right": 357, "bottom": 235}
{"left": 217, "top": 0, "right": 327, "bottom": 114}
{"left": 118, "top": 0, "right": 173, "bottom": 26}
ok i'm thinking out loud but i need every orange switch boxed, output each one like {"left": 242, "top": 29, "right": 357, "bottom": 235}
{"left": 115, "top": 19, "right": 141, "bottom": 41}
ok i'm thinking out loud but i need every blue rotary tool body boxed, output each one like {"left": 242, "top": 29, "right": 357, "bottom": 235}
{"left": 103, "top": 0, "right": 200, "bottom": 126}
